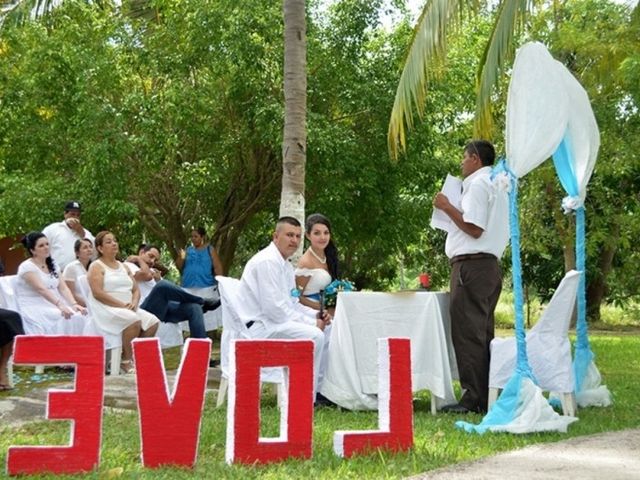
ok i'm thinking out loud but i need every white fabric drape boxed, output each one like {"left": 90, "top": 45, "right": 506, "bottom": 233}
{"left": 505, "top": 42, "right": 569, "bottom": 178}
{"left": 555, "top": 62, "right": 599, "bottom": 202}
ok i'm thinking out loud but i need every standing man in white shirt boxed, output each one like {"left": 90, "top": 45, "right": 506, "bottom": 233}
{"left": 42, "top": 201, "right": 94, "bottom": 272}
{"left": 433, "top": 140, "right": 509, "bottom": 414}
{"left": 239, "top": 216, "right": 332, "bottom": 400}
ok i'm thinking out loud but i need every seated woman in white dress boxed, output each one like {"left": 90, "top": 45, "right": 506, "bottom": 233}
{"left": 87, "top": 231, "right": 159, "bottom": 374}
{"left": 295, "top": 213, "right": 340, "bottom": 313}
{"left": 16, "top": 231, "right": 88, "bottom": 336}
{"left": 62, "top": 238, "right": 94, "bottom": 307}
{"left": 295, "top": 214, "right": 339, "bottom": 404}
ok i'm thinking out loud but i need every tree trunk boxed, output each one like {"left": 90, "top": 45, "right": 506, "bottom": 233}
{"left": 281, "top": 0, "right": 307, "bottom": 259}
{"left": 586, "top": 224, "right": 620, "bottom": 323}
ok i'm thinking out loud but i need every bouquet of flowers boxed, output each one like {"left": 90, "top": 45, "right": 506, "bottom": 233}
{"left": 322, "top": 279, "right": 355, "bottom": 309}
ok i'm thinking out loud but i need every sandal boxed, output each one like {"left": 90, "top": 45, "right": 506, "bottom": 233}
{"left": 119, "top": 360, "right": 136, "bottom": 375}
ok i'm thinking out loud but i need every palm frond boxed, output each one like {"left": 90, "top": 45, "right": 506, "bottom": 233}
{"left": 387, "top": 0, "right": 474, "bottom": 160}
{"left": 473, "top": 0, "right": 530, "bottom": 138}
{"left": 0, "top": 0, "right": 154, "bottom": 29}
{"left": 0, "top": 0, "right": 50, "bottom": 27}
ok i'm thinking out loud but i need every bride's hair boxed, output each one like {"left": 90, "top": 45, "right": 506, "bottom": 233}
{"left": 305, "top": 213, "right": 339, "bottom": 280}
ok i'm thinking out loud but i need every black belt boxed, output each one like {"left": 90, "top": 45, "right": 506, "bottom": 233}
{"left": 450, "top": 253, "right": 496, "bottom": 265}
{"left": 245, "top": 321, "right": 255, "bottom": 329}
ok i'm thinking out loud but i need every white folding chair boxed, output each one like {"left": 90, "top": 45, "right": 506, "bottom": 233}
{"left": 489, "top": 270, "right": 581, "bottom": 416}
{"left": 215, "top": 276, "right": 285, "bottom": 408}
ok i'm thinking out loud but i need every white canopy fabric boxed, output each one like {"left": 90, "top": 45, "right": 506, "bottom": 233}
{"left": 505, "top": 42, "right": 570, "bottom": 178}
{"left": 554, "top": 61, "right": 599, "bottom": 203}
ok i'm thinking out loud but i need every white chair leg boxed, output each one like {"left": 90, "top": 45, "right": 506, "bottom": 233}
{"left": 560, "top": 392, "right": 577, "bottom": 417}
{"left": 431, "top": 395, "right": 437, "bottom": 416}
{"left": 7, "top": 355, "right": 14, "bottom": 388}
{"left": 109, "top": 347, "right": 122, "bottom": 377}
{"left": 276, "top": 382, "right": 289, "bottom": 409}
{"left": 35, "top": 365, "right": 44, "bottom": 374}
{"left": 216, "top": 377, "right": 228, "bottom": 408}
{"left": 488, "top": 388, "right": 500, "bottom": 410}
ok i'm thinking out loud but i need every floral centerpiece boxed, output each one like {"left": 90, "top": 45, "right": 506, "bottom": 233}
{"left": 290, "top": 279, "right": 355, "bottom": 309}
{"left": 323, "top": 279, "right": 355, "bottom": 309}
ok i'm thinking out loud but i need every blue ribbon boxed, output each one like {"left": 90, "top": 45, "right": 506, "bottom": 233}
{"left": 552, "top": 136, "right": 592, "bottom": 393}
{"left": 457, "top": 159, "right": 537, "bottom": 435}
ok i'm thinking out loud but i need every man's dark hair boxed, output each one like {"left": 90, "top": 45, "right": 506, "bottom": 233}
{"left": 276, "top": 216, "right": 301, "bottom": 228}
{"left": 465, "top": 140, "right": 495, "bottom": 166}
{"left": 142, "top": 244, "right": 161, "bottom": 254}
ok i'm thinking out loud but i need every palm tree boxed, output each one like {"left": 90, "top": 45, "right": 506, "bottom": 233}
{"left": 280, "top": 0, "right": 307, "bottom": 235}
{"left": 387, "top": 0, "right": 532, "bottom": 159}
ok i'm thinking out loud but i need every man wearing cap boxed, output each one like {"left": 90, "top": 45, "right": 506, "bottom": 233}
{"left": 42, "top": 201, "right": 95, "bottom": 271}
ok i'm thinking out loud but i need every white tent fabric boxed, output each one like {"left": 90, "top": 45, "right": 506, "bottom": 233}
{"left": 552, "top": 61, "right": 610, "bottom": 408}
{"left": 555, "top": 62, "right": 599, "bottom": 203}
{"left": 575, "top": 361, "right": 612, "bottom": 408}
{"left": 487, "top": 377, "right": 577, "bottom": 434}
{"left": 505, "top": 42, "right": 570, "bottom": 178}
{"left": 457, "top": 375, "right": 578, "bottom": 434}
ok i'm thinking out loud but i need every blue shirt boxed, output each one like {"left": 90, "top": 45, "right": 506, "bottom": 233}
{"left": 181, "top": 245, "right": 216, "bottom": 288}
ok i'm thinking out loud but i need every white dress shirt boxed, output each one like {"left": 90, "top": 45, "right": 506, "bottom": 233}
{"left": 42, "top": 221, "right": 94, "bottom": 271}
{"left": 445, "top": 166, "right": 509, "bottom": 259}
{"left": 239, "top": 242, "right": 317, "bottom": 333}
{"left": 124, "top": 262, "right": 155, "bottom": 303}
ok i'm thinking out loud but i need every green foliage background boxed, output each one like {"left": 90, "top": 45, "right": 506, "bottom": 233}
{"left": 0, "top": 0, "right": 638, "bottom": 319}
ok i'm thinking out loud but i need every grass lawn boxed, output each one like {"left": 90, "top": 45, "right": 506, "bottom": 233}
{"left": 1, "top": 333, "right": 639, "bottom": 479}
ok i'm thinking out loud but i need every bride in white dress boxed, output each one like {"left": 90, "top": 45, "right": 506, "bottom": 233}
{"left": 295, "top": 214, "right": 339, "bottom": 401}
{"left": 295, "top": 213, "right": 340, "bottom": 311}
{"left": 16, "top": 232, "right": 88, "bottom": 336}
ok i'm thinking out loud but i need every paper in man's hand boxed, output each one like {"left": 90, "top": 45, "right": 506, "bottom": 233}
{"left": 430, "top": 174, "right": 463, "bottom": 233}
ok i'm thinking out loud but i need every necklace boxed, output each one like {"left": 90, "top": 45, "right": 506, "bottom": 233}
{"left": 309, "top": 248, "right": 326, "bottom": 264}
{"left": 31, "top": 259, "right": 47, "bottom": 270}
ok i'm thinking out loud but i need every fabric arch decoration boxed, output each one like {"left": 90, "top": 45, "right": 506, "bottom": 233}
{"left": 551, "top": 63, "right": 611, "bottom": 408}
{"left": 458, "top": 41, "right": 609, "bottom": 434}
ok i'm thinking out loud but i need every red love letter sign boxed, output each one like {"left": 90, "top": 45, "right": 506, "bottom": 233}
{"left": 133, "top": 337, "right": 211, "bottom": 468}
{"left": 226, "top": 339, "right": 314, "bottom": 465}
{"left": 333, "top": 337, "right": 413, "bottom": 458}
{"left": 7, "top": 335, "right": 105, "bottom": 475}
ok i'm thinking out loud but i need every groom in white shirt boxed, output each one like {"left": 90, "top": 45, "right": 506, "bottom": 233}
{"left": 239, "top": 216, "right": 332, "bottom": 398}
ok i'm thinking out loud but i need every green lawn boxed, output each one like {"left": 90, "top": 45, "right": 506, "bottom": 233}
{"left": 1, "top": 333, "right": 639, "bottom": 479}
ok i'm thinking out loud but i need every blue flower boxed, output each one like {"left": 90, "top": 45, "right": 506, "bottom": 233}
{"left": 323, "top": 279, "right": 355, "bottom": 307}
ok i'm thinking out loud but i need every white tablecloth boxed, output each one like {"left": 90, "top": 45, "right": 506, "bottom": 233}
{"left": 320, "top": 291, "right": 457, "bottom": 410}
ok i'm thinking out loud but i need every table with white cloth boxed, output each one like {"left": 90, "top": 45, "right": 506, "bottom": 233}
{"left": 320, "top": 291, "right": 458, "bottom": 413}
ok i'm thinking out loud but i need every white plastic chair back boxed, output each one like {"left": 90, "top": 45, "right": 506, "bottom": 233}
{"left": 0, "top": 275, "right": 19, "bottom": 311}
{"left": 216, "top": 276, "right": 251, "bottom": 379}
{"left": 215, "top": 276, "right": 284, "bottom": 406}
{"left": 490, "top": 270, "right": 581, "bottom": 394}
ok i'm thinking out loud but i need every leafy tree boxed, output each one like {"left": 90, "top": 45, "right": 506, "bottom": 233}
{"left": 0, "top": 0, "right": 284, "bottom": 267}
